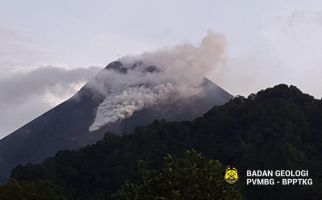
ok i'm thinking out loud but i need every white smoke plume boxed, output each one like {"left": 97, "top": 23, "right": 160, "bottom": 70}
{"left": 88, "top": 31, "right": 226, "bottom": 131}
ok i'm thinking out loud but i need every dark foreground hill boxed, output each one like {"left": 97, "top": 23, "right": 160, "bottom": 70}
{"left": 0, "top": 61, "right": 232, "bottom": 183}
{"left": 10, "top": 84, "right": 322, "bottom": 200}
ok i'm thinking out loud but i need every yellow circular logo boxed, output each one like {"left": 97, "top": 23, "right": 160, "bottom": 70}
{"left": 224, "top": 167, "right": 239, "bottom": 184}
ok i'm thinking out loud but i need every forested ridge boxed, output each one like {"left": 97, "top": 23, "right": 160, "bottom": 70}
{"left": 3, "top": 84, "right": 322, "bottom": 200}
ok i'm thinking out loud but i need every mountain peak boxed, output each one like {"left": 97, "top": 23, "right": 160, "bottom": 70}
{"left": 105, "top": 61, "right": 127, "bottom": 74}
{"left": 0, "top": 60, "right": 232, "bottom": 183}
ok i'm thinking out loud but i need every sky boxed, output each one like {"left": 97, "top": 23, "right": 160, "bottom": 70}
{"left": 1, "top": 0, "right": 322, "bottom": 138}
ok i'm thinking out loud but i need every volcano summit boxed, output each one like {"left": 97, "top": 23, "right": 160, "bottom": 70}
{"left": 0, "top": 60, "right": 232, "bottom": 183}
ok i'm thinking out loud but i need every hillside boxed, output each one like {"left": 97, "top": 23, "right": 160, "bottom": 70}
{"left": 10, "top": 84, "right": 322, "bottom": 200}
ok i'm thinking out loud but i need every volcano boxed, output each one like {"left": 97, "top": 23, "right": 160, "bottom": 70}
{"left": 0, "top": 60, "right": 232, "bottom": 183}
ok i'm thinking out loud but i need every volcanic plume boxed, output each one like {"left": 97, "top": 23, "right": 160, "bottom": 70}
{"left": 88, "top": 31, "right": 226, "bottom": 131}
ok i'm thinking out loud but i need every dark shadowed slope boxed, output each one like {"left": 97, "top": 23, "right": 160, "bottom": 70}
{"left": 11, "top": 84, "right": 322, "bottom": 200}
{"left": 0, "top": 62, "right": 232, "bottom": 183}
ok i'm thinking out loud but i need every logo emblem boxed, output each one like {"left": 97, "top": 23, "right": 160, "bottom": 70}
{"left": 224, "top": 166, "right": 239, "bottom": 184}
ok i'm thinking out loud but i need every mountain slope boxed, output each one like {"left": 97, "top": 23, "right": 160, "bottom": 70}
{"left": 11, "top": 84, "right": 322, "bottom": 200}
{"left": 0, "top": 61, "right": 232, "bottom": 183}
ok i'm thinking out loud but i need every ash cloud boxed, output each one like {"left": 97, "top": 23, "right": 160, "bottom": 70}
{"left": 0, "top": 66, "right": 100, "bottom": 104}
{"left": 0, "top": 66, "right": 100, "bottom": 138}
{"left": 88, "top": 31, "right": 226, "bottom": 131}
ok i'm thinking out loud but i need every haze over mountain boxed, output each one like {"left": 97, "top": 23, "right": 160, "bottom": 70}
{"left": 0, "top": 32, "right": 232, "bottom": 183}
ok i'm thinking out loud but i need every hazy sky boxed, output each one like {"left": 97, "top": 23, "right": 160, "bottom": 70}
{"left": 1, "top": 0, "right": 322, "bottom": 138}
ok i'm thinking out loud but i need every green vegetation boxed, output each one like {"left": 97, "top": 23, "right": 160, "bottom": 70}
{"left": 0, "top": 179, "right": 67, "bottom": 200}
{"left": 113, "top": 149, "right": 243, "bottom": 200}
{"left": 8, "top": 84, "right": 322, "bottom": 199}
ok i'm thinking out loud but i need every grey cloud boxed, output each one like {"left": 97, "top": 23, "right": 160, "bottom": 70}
{"left": 0, "top": 66, "right": 100, "bottom": 104}
{"left": 0, "top": 66, "right": 100, "bottom": 138}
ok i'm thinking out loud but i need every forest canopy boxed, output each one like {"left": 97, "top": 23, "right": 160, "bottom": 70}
{"left": 8, "top": 84, "right": 322, "bottom": 200}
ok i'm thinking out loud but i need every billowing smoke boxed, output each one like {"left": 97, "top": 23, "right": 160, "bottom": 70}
{"left": 88, "top": 31, "right": 226, "bottom": 131}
